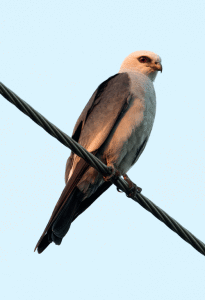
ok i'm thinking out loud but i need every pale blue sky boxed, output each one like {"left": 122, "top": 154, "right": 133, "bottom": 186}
{"left": 1, "top": 0, "right": 205, "bottom": 299}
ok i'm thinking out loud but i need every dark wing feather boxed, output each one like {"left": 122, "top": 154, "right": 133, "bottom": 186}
{"left": 72, "top": 181, "right": 112, "bottom": 222}
{"left": 35, "top": 158, "right": 90, "bottom": 251}
{"left": 65, "top": 72, "right": 131, "bottom": 182}
{"left": 71, "top": 74, "right": 119, "bottom": 142}
{"left": 35, "top": 73, "right": 130, "bottom": 251}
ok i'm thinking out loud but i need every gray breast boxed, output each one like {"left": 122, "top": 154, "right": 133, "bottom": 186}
{"left": 102, "top": 70, "right": 156, "bottom": 174}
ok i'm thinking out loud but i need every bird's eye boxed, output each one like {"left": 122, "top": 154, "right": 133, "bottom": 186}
{"left": 138, "top": 56, "right": 151, "bottom": 63}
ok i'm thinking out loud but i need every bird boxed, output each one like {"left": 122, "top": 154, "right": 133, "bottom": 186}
{"left": 34, "top": 50, "right": 162, "bottom": 254}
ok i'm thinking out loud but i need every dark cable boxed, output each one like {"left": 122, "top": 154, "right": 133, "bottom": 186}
{"left": 0, "top": 81, "right": 204, "bottom": 256}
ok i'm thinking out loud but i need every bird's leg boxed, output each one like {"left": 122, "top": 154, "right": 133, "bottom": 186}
{"left": 123, "top": 173, "right": 142, "bottom": 197}
{"left": 103, "top": 164, "right": 121, "bottom": 183}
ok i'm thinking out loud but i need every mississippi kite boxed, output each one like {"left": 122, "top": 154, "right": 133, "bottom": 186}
{"left": 35, "top": 50, "right": 162, "bottom": 253}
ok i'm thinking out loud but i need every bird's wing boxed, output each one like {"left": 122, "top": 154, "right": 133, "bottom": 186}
{"left": 35, "top": 72, "right": 131, "bottom": 251}
{"left": 65, "top": 72, "right": 131, "bottom": 181}
{"left": 72, "top": 181, "right": 112, "bottom": 222}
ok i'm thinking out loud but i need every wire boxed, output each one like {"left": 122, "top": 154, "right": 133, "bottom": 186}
{"left": 0, "top": 81, "right": 205, "bottom": 256}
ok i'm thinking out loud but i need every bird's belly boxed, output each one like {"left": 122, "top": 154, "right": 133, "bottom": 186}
{"left": 102, "top": 96, "right": 155, "bottom": 174}
{"left": 116, "top": 126, "right": 148, "bottom": 174}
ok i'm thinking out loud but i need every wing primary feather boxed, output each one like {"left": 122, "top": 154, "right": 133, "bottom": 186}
{"left": 34, "top": 158, "right": 89, "bottom": 251}
{"left": 72, "top": 181, "right": 112, "bottom": 222}
{"left": 35, "top": 72, "right": 131, "bottom": 252}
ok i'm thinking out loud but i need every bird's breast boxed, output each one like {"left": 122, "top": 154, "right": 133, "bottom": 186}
{"left": 102, "top": 72, "right": 156, "bottom": 174}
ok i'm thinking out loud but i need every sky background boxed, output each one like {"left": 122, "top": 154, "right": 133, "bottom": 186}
{"left": 1, "top": 0, "right": 205, "bottom": 299}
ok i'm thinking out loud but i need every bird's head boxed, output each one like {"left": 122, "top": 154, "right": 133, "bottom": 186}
{"left": 119, "top": 50, "right": 162, "bottom": 82}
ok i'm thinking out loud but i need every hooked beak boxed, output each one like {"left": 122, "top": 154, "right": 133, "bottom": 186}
{"left": 154, "top": 62, "right": 162, "bottom": 73}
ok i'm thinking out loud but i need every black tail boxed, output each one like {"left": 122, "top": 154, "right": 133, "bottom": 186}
{"left": 37, "top": 188, "right": 83, "bottom": 254}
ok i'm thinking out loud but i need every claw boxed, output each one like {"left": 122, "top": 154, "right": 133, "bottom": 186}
{"left": 117, "top": 187, "right": 123, "bottom": 193}
{"left": 123, "top": 173, "right": 142, "bottom": 197}
{"left": 103, "top": 165, "right": 121, "bottom": 183}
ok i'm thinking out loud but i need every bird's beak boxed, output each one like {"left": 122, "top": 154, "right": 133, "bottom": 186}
{"left": 154, "top": 62, "right": 162, "bottom": 73}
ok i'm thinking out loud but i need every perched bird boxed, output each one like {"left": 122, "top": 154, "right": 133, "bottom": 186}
{"left": 35, "top": 50, "right": 162, "bottom": 253}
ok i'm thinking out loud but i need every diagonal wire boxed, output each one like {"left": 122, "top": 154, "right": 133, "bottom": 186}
{"left": 0, "top": 81, "right": 205, "bottom": 256}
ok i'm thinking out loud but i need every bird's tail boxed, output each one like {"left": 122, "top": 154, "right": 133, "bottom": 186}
{"left": 37, "top": 187, "right": 84, "bottom": 254}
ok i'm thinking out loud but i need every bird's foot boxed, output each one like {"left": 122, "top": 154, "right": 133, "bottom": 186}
{"left": 123, "top": 173, "right": 142, "bottom": 198}
{"left": 103, "top": 164, "right": 121, "bottom": 183}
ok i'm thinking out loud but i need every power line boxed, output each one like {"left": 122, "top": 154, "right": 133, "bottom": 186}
{"left": 0, "top": 81, "right": 204, "bottom": 256}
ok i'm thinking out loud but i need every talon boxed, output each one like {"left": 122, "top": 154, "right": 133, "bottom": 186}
{"left": 122, "top": 173, "right": 142, "bottom": 197}
{"left": 117, "top": 187, "right": 123, "bottom": 193}
{"left": 103, "top": 165, "right": 121, "bottom": 182}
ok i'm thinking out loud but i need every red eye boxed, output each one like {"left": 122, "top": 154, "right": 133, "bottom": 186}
{"left": 140, "top": 57, "right": 147, "bottom": 63}
{"left": 138, "top": 56, "right": 150, "bottom": 63}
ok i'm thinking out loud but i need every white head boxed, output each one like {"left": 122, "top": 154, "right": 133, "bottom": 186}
{"left": 119, "top": 50, "right": 162, "bottom": 82}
